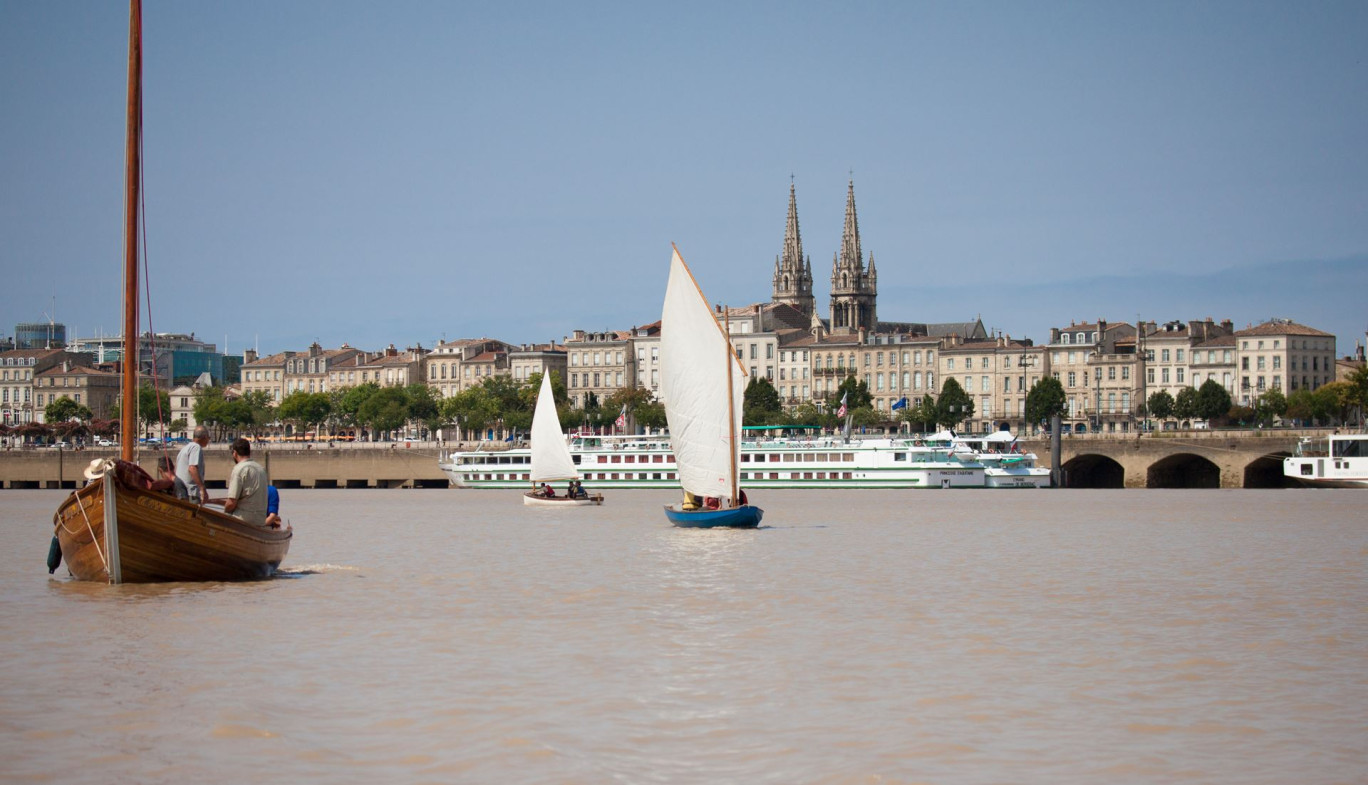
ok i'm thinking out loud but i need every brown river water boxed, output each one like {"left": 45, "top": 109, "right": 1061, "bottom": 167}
{"left": 1, "top": 489, "right": 1365, "bottom": 785}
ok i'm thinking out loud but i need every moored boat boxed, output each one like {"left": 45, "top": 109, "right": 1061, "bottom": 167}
{"left": 1283, "top": 433, "right": 1368, "bottom": 488}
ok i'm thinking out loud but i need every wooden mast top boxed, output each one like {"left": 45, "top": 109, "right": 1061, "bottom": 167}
{"left": 120, "top": 0, "right": 141, "bottom": 461}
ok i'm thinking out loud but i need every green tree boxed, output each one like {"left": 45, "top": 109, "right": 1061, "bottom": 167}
{"left": 1146, "top": 390, "right": 1175, "bottom": 421}
{"left": 790, "top": 402, "right": 837, "bottom": 431}
{"left": 441, "top": 384, "right": 499, "bottom": 439}
{"left": 1253, "top": 388, "right": 1287, "bottom": 425}
{"left": 743, "top": 377, "right": 784, "bottom": 426}
{"left": 1195, "top": 379, "right": 1233, "bottom": 423}
{"left": 1025, "top": 377, "right": 1067, "bottom": 426}
{"left": 634, "top": 398, "right": 668, "bottom": 430}
{"left": 339, "top": 383, "right": 381, "bottom": 426}
{"left": 405, "top": 384, "right": 443, "bottom": 434}
{"left": 1284, "top": 388, "right": 1319, "bottom": 425}
{"left": 1173, "top": 387, "right": 1199, "bottom": 420}
{"left": 936, "top": 377, "right": 974, "bottom": 429}
{"left": 829, "top": 376, "right": 873, "bottom": 411}
{"left": 1347, "top": 365, "right": 1368, "bottom": 426}
{"left": 849, "top": 406, "right": 882, "bottom": 429}
{"left": 45, "top": 396, "right": 93, "bottom": 423}
{"left": 277, "top": 391, "right": 332, "bottom": 438}
{"left": 898, "top": 394, "right": 939, "bottom": 432}
{"left": 357, "top": 386, "right": 410, "bottom": 436}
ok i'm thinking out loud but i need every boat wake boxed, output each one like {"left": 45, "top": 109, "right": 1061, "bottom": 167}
{"left": 276, "top": 564, "right": 361, "bottom": 577}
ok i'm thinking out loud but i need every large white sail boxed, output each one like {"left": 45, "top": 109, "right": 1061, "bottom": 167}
{"left": 529, "top": 371, "right": 578, "bottom": 483}
{"left": 660, "top": 246, "right": 747, "bottom": 499}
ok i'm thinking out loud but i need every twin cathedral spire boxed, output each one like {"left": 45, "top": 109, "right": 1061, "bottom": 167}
{"left": 771, "top": 180, "right": 877, "bottom": 333}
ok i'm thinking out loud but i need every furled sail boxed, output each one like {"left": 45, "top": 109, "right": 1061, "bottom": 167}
{"left": 660, "top": 246, "right": 746, "bottom": 499}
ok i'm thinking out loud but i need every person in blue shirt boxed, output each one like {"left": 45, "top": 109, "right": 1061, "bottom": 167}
{"left": 265, "top": 485, "right": 287, "bottom": 529}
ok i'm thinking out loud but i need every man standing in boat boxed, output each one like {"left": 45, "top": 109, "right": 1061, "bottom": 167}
{"left": 213, "top": 438, "right": 270, "bottom": 527}
{"left": 175, "top": 426, "right": 211, "bottom": 504}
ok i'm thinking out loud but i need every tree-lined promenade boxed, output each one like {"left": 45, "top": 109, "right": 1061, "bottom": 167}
{"left": 5, "top": 360, "right": 1366, "bottom": 450}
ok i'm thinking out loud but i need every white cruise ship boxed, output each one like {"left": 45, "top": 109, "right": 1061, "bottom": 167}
{"left": 438, "top": 431, "right": 1046, "bottom": 490}
{"left": 1283, "top": 433, "right": 1368, "bottom": 488}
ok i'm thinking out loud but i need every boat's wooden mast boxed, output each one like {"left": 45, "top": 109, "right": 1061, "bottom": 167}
{"left": 119, "top": 0, "right": 141, "bottom": 461}
{"left": 724, "top": 305, "right": 737, "bottom": 506}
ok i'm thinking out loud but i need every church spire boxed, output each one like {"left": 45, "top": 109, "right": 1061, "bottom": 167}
{"left": 838, "top": 179, "right": 861, "bottom": 273}
{"left": 828, "top": 178, "right": 877, "bottom": 333}
{"left": 771, "top": 179, "right": 815, "bottom": 319}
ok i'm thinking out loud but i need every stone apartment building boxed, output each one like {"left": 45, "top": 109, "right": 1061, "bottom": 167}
{"left": 629, "top": 324, "right": 661, "bottom": 397}
{"left": 509, "top": 343, "right": 568, "bottom": 387}
{"left": 1045, "top": 320, "right": 1141, "bottom": 433}
{"left": 1233, "top": 319, "right": 1336, "bottom": 405}
{"left": 939, "top": 335, "right": 1045, "bottom": 433}
{"left": 238, "top": 349, "right": 293, "bottom": 403}
{"left": 425, "top": 338, "right": 512, "bottom": 398}
{"left": 33, "top": 362, "right": 122, "bottom": 423}
{"left": 334, "top": 345, "right": 428, "bottom": 390}
{"left": 564, "top": 330, "right": 633, "bottom": 409}
{"left": 1139, "top": 319, "right": 1235, "bottom": 422}
{"left": 1, "top": 349, "right": 96, "bottom": 424}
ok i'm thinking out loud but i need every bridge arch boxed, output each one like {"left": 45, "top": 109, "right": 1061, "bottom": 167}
{"left": 1063, "top": 453, "right": 1124, "bottom": 488}
{"left": 1147, "top": 453, "right": 1220, "bottom": 488}
{"left": 1243, "top": 451, "right": 1294, "bottom": 488}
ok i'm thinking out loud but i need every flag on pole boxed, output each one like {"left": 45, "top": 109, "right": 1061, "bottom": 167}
{"left": 614, "top": 404, "right": 627, "bottom": 430}
{"left": 836, "top": 392, "right": 848, "bottom": 418}
{"left": 891, "top": 396, "right": 909, "bottom": 411}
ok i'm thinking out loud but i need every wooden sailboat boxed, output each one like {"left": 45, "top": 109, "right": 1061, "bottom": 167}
{"left": 524, "top": 371, "right": 603, "bottom": 506}
{"left": 519, "top": 371, "right": 601, "bottom": 508}
{"left": 659, "top": 244, "right": 763, "bottom": 528}
{"left": 50, "top": 0, "right": 290, "bottom": 583}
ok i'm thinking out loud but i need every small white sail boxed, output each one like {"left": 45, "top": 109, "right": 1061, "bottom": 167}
{"left": 660, "top": 246, "right": 746, "bottom": 499}
{"left": 529, "top": 371, "right": 578, "bottom": 483}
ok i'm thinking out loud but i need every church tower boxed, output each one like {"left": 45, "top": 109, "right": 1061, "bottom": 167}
{"left": 771, "top": 182, "right": 815, "bottom": 319}
{"left": 829, "top": 179, "right": 877, "bottom": 332}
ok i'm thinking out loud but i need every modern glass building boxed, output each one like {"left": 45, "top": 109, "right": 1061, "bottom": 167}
{"left": 14, "top": 322, "right": 65, "bottom": 350}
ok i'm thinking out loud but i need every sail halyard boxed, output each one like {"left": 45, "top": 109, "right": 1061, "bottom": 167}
{"left": 120, "top": 0, "right": 142, "bottom": 462}
{"left": 660, "top": 246, "right": 746, "bottom": 500}
{"left": 528, "top": 371, "right": 579, "bottom": 483}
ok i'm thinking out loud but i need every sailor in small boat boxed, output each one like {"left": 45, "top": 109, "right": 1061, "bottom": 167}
{"left": 681, "top": 490, "right": 701, "bottom": 511}
{"left": 541, "top": 483, "right": 556, "bottom": 498}
{"left": 209, "top": 438, "right": 270, "bottom": 527}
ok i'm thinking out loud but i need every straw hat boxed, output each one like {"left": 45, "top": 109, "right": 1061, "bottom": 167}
{"left": 83, "top": 458, "right": 112, "bottom": 482}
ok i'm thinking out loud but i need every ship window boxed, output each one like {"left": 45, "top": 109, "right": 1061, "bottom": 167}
{"left": 770, "top": 472, "right": 778, "bottom": 480}
{"left": 611, "top": 455, "right": 621, "bottom": 463}
{"left": 843, "top": 472, "right": 852, "bottom": 479}
{"left": 625, "top": 455, "right": 635, "bottom": 463}
{"left": 894, "top": 452, "right": 906, "bottom": 461}
{"left": 753, "top": 454, "right": 764, "bottom": 462}
{"left": 770, "top": 454, "right": 780, "bottom": 462}
{"left": 1333, "top": 440, "right": 1363, "bottom": 458}
{"left": 743, "top": 454, "right": 753, "bottom": 462}
{"left": 572, "top": 456, "right": 581, "bottom": 464}
{"left": 653, "top": 473, "right": 661, "bottom": 480}
{"left": 803, "top": 472, "right": 813, "bottom": 479}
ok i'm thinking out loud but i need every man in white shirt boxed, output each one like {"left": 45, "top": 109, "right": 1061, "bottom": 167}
{"left": 174, "top": 426, "right": 211, "bottom": 504}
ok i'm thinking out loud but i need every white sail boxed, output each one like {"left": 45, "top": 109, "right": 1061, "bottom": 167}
{"left": 529, "top": 371, "right": 578, "bottom": 483}
{"left": 660, "top": 246, "right": 746, "bottom": 499}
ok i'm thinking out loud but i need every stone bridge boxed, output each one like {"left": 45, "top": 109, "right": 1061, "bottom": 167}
{"left": 1018, "top": 432, "right": 1304, "bottom": 489}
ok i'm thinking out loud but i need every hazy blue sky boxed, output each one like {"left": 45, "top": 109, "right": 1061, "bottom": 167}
{"left": 2, "top": 1, "right": 1365, "bottom": 356}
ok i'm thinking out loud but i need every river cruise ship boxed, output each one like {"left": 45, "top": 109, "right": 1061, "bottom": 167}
{"left": 440, "top": 432, "right": 995, "bottom": 490}
{"left": 952, "top": 431, "right": 1052, "bottom": 489}
{"left": 1283, "top": 432, "right": 1368, "bottom": 488}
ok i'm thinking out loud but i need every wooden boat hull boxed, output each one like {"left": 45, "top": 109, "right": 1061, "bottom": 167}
{"left": 523, "top": 492, "right": 605, "bottom": 506}
{"left": 53, "top": 472, "right": 291, "bottom": 583}
{"left": 663, "top": 503, "right": 763, "bottom": 528}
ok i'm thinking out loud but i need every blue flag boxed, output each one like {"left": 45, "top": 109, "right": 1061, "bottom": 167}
{"left": 891, "top": 397, "right": 909, "bottom": 411}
